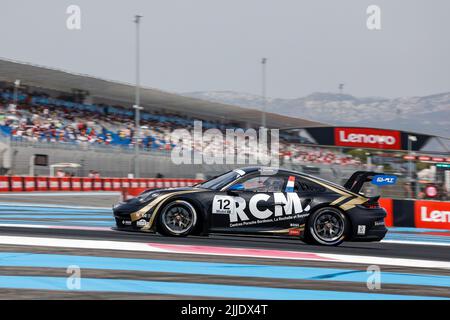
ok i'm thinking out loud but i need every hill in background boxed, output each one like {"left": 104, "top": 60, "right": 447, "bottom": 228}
{"left": 183, "top": 91, "right": 450, "bottom": 137}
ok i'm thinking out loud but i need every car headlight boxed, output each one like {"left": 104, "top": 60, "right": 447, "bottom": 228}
{"left": 113, "top": 202, "right": 125, "bottom": 209}
{"left": 138, "top": 192, "right": 160, "bottom": 203}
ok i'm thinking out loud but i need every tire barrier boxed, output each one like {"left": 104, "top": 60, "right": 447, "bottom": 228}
{"left": 71, "top": 177, "right": 82, "bottom": 191}
{"left": 0, "top": 176, "right": 203, "bottom": 193}
{"left": 93, "top": 178, "right": 103, "bottom": 191}
{"left": 112, "top": 178, "right": 122, "bottom": 190}
{"left": 11, "top": 176, "right": 24, "bottom": 192}
{"left": 103, "top": 178, "right": 112, "bottom": 191}
{"left": 48, "top": 177, "right": 59, "bottom": 191}
{"left": 36, "top": 177, "right": 49, "bottom": 191}
{"left": 24, "top": 177, "right": 36, "bottom": 192}
{"left": 0, "top": 176, "right": 9, "bottom": 192}
{"left": 60, "top": 177, "right": 70, "bottom": 191}
{"left": 83, "top": 178, "right": 93, "bottom": 191}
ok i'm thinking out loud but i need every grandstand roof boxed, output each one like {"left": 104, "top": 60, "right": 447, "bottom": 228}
{"left": 0, "top": 58, "right": 326, "bottom": 129}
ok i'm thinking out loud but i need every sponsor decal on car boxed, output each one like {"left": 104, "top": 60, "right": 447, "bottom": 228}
{"left": 212, "top": 195, "right": 234, "bottom": 214}
{"left": 334, "top": 127, "right": 401, "bottom": 150}
{"left": 288, "top": 228, "right": 301, "bottom": 236}
{"left": 371, "top": 174, "right": 397, "bottom": 186}
{"left": 357, "top": 225, "right": 366, "bottom": 235}
{"left": 212, "top": 192, "right": 311, "bottom": 227}
{"left": 285, "top": 176, "right": 295, "bottom": 192}
{"left": 136, "top": 219, "right": 147, "bottom": 227}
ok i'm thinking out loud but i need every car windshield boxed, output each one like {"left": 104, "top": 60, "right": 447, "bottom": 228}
{"left": 197, "top": 170, "right": 243, "bottom": 190}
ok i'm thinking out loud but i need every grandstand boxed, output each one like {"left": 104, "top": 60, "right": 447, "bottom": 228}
{"left": 0, "top": 58, "right": 327, "bottom": 174}
{"left": 0, "top": 58, "right": 324, "bottom": 130}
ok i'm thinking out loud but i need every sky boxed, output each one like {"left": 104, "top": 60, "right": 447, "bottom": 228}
{"left": 1, "top": 0, "right": 449, "bottom": 99}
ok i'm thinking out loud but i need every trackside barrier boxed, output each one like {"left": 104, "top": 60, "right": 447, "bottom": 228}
{"left": 0, "top": 176, "right": 9, "bottom": 192}
{"left": 130, "top": 179, "right": 139, "bottom": 188}
{"left": 120, "top": 179, "right": 204, "bottom": 200}
{"left": 60, "top": 177, "right": 70, "bottom": 191}
{"left": 93, "top": 178, "right": 102, "bottom": 191}
{"left": 36, "top": 177, "right": 48, "bottom": 191}
{"left": 112, "top": 178, "right": 122, "bottom": 190}
{"left": 23, "top": 177, "right": 36, "bottom": 192}
{"left": 48, "top": 177, "right": 59, "bottom": 191}
{"left": 413, "top": 200, "right": 450, "bottom": 230}
{"left": 121, "top": 187, "right": 146, "bottom": 200}
{"left": 82, "top": 178, "right": 93, "bottom": 191}
{"left": 11, "top": 176, "right": 23, "bottom": 192}
{"left": 379, "top": 198, "right": 393, "bottom": 227}
{"left": 138, "top": 179, "right": 147, "bottom": 189}
{"left": 147, "top": 179, "right": 156, "bottom": 189}
{"left": 0, "top": 176, "right": 203, "bottom": 193}
{"left": 163, "top": 179, "right": 172, "bottom": 188}
{"left": 71, "top": 177, "right": 82, "bottom": 191}
{"left": 103, "top": 178, "right": 112, "bottom": 191}
{"left": 155, "top": 179, "right": 164, "bottom": 188}
{"left": 121, "top": 178, "right": 130, "bottom": 189}
{"left": 171, "top": 179, "right": 179, "bottom": 188}
{"left": 378, "top": 198, "right": 450, "bottom": 230}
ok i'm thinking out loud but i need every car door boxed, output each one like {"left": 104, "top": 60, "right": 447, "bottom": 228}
{"left": 210, "top": 174, "right": 295, "bottom": 235}
{"left": 289, "top": 175, "right": 318, "bottom": 229}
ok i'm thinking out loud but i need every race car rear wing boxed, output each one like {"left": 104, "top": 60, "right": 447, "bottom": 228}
{"left": 343, "top": 171, "right": 378, "bottom": 193}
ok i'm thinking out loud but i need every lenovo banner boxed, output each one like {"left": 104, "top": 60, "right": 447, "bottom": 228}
{"left": 334, "top": 127, "right": 401, "bottom": 150}
{"left": 282, "top": 127, "right": 434, "bottom": 151}
{"left": 414, "top": 200, "right": 450, "bottom": 229}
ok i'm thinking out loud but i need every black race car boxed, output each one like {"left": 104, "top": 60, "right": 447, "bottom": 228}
{"left": 113, "top": 167, "right": 388, "bottom": 246}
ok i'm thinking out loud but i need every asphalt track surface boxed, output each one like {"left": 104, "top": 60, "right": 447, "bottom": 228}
{"left": 0, "top": 192, "right": 449, "bottom": 299}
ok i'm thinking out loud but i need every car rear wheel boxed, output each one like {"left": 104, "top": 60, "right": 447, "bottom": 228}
{"left": 304, "top": 207, "right": 348, "bottom": 246}
{"left": 158, "top": 200, "right": 198, "bottom": 237}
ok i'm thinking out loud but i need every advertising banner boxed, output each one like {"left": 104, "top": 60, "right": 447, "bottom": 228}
{"left": 414, "top": 200, "right": 450, "bottom": 229}
{"left": 334, "top": 127, "right": 401, "bottom": 150}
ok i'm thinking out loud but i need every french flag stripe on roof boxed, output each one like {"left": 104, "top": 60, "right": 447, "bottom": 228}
{"left": 285, "top": 176, "right": 295, "bottom": 192}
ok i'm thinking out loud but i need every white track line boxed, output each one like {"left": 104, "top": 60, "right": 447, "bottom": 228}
{"left": 0, "top": 223, "right": 449, "bottom": 247}
{"left": 0, "top": 224, "right": 112, "bottom": 231}
{"left": 0, "top": 203, "right": 112, "bottom": 210}
{"left": 318, "top": 252, "right": 450, "bottom": 270}
{"left": 382, "top": 239, "right": 450, "bottom": 247}
{"left": 0, "top": 235, "right": 167, "bottom": 253}
{"left": 0, "top": 235, "right": 449, "bottom": 269}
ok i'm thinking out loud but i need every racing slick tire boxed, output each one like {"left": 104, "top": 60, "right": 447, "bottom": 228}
{"left": 304, "top": 206, "right": 349, "bottom": 246}
{"left": 157, "top": 200, "right": 198, "bottom": 237}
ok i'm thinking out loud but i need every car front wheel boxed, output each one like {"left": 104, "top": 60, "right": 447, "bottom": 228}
{"left": 158, "top": 200, "right": 198, "bottom": 237}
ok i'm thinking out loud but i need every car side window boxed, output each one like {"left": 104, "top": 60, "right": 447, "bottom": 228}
{"left": 294, "top": 176, "right": 326, "bottom": 193}
{"left": 240, "top": 176, "right": 286, "bottom": 193}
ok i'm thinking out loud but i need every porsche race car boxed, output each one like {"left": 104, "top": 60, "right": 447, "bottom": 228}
{"left": 113, "top": 167, "right": 389, "bottom": 246}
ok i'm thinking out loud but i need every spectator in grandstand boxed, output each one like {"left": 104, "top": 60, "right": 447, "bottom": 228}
{"left": 56, "top": 169, "right": 65, "bottom": 178}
